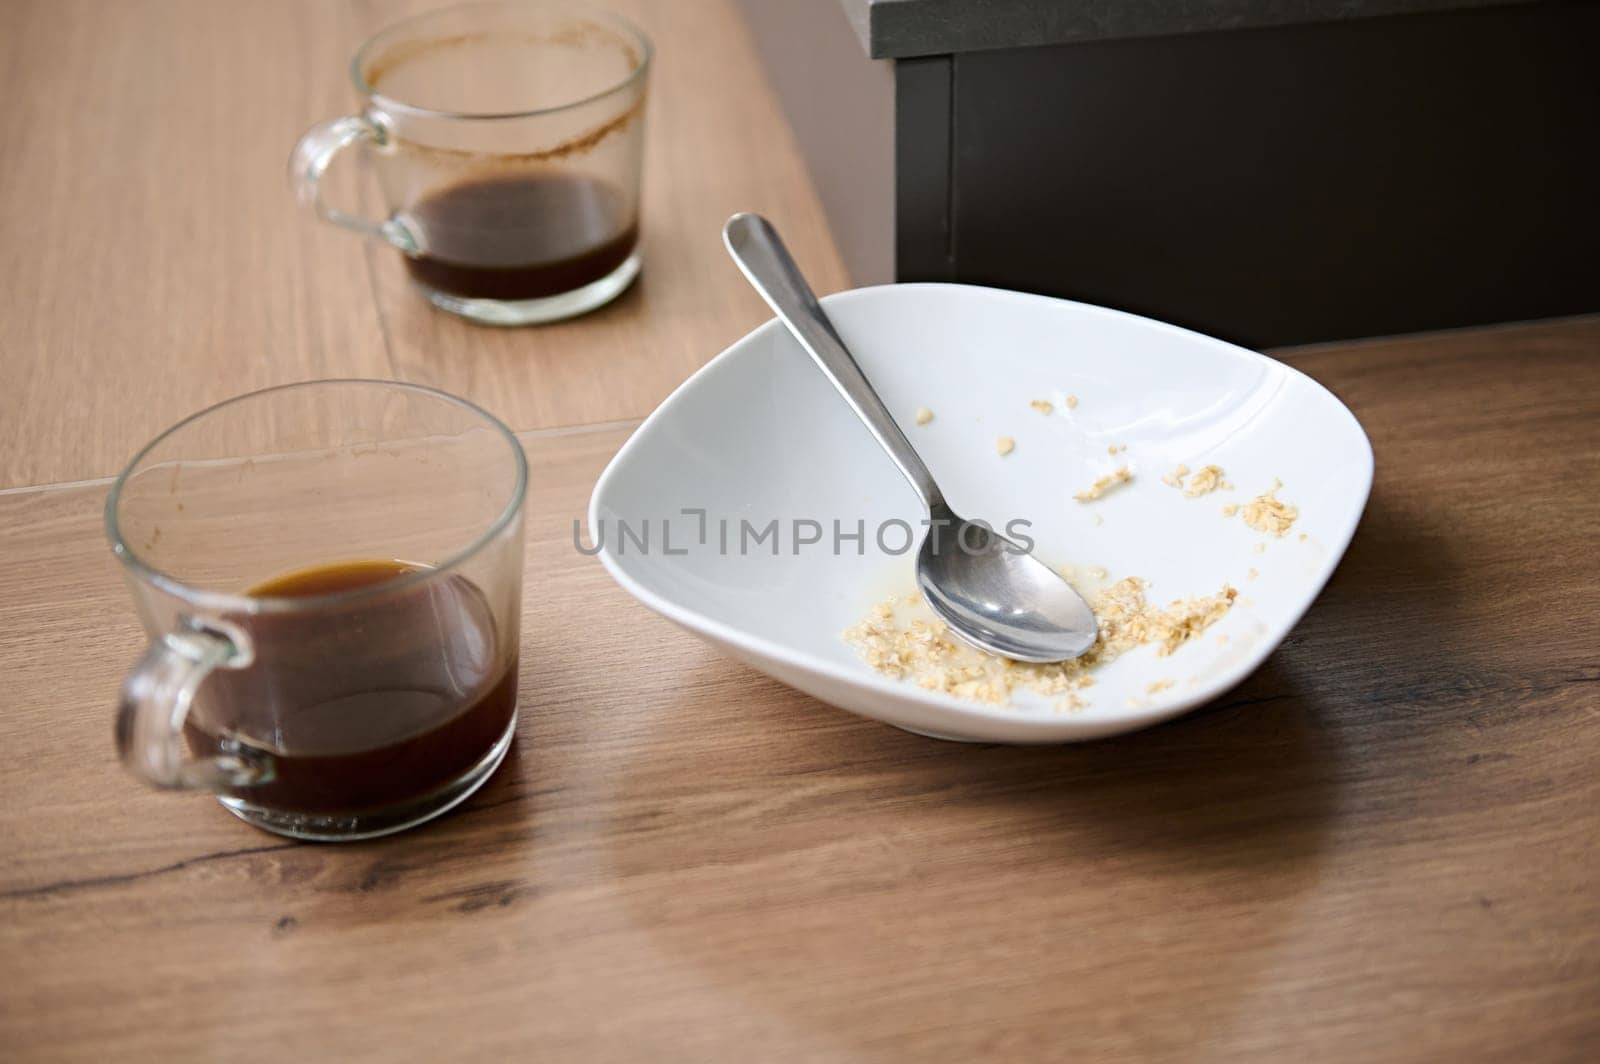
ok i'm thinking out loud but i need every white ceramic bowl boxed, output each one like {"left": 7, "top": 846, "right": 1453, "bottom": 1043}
{"left": 589, "top": 284, "right": 1372, "bottom": 743}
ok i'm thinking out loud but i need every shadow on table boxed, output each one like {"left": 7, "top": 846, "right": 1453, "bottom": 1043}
{"left": 1297, "top": 486, "right": 1477, "bottom": 655}
{"left": 590, "top": 652, "right": 1343, "bottom": 1056}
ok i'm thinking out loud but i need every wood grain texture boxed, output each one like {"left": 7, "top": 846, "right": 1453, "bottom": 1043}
{"left": 3, "top": 320, "right": 1597, "bottom": 1062}
{"left": 0, "top": 0, "right": 850, "bottom": 489}
{"left": 353, "top": 0, "right": 852, "bottom": 432}
{"left": 0, "top": 0, "right": 391, "bottom": 489}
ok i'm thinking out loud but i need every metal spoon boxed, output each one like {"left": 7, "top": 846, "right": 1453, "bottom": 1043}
{"left": 723, "top": 213, "right": 1097, "bottom": 663}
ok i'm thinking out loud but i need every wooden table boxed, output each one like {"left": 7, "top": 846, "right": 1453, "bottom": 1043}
{"left": 2, "top": 2, "right": 1597, "bottom": 1061}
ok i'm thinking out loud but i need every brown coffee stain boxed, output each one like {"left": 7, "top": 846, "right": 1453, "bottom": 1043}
{"left": 363, "top": 26, "right": 643, "bottom": 114}
{"left": 361, "top": 26, "right": 646, "bottom": 164}
{"left": 392, "top": 93, "right": 645, "bottom": 165}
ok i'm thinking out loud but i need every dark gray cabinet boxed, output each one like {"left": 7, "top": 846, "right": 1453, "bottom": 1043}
{"left": 741, "top": 0, "right": 1599, "bottom": 348}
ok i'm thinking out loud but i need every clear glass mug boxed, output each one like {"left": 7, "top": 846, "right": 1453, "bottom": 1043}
{"left": 290, "top": 1, "right": 651, "bottom": 326}
{"left": 108, "top": 381, "right": 527, "bottom": 841}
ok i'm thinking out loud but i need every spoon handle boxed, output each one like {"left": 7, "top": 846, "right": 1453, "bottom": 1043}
{"left": 723, "top": 213, "right": 944, "bottom": 513}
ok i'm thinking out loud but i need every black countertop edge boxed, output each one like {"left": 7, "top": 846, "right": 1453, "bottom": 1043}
{"left": 838, "top": 0, "right": 1544, "bottom": 59}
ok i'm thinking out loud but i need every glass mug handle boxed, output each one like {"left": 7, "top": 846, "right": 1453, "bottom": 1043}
{"left": 287, "top": 114, "right": 418, "bottom": 252}
{"left": 115, "top": 618, "right": 271, "bottom": 790}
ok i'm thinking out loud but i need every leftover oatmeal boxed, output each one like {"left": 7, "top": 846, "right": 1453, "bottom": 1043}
{"left": 996, "top": 435, "right": 1015, "bottom": 456}
{"left": 1065, "top": 395, "right": 1079, "bottom": 409}
{"left": 1239, "top": 479, "right": 1298, "bottom": 536}
{"left": 1221, "top": 502, "right": 1240, "bottom": 517}
{"left": 843, "top": 576, "right": 1236, "bottom": 710}
{"left": 1163, "top": 462, "right": 1230, "bottom": 496}
{"left": 1074, "top": 465, "right": 1132, "bottom": 501}
{"left": 914, "top": 406, "right": 933, "bottom": 425}
{"left": 1146, "top": 679, "right": 1175, "bottom": 694}
{"left": 1029, "top": 399, "right": 1054, "bottom": 415}
{"left": 1182, "top": 464, "right": 1230, "bottom": 496}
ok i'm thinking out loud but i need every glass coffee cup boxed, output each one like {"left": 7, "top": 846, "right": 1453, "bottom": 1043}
{"left": 108, "top": 380, "right": 527, "bottom": 840}
{"left": 290, "top": 1, "right": 651, "bottom": 326}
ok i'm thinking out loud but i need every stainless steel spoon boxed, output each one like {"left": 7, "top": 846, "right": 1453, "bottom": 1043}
{"left": 723, "top": 213, "right": 1097, "bottom": 663}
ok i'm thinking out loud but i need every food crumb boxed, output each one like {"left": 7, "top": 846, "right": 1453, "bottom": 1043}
{"left": 1074, "top": 465, "right": 1132, "bottom": 502}
{"left": 1221, "top": 503, "right": 1240, "bottom": 517}
{"left": 1240, "top": 479, "right": 1298, "bottom": 536}
{"left": 1298, "top": 532, "right": 1309, "bottom": 543}
{"left": 1247, "top": 567, "right": 1259, "bottom": 580}
{"left": 1065, "top": 395, "right": 1079, "bottom": 409}
{"left": 1055, "top": 691, "right": 1089, "bottom": 712}
{"left": 844, "top": 576, "right": 1237, "bottom": 708}
{"left": 914, "top": 407, "right": 933, "bottom": 425}
{"left": 1183, "top": 464, "right": 1229, "bottom": 497}
{"left": 1029, "top": 399, "right": 1054, "bottom": 415}
{"left": 1146, "top": 679, "right": 1174, "bottom": 694}
{"left": 996, "top": 436, "right": 1015, "bottom": 456}
{"left": 1161, "top": 463, "right": 1192, "bottom": 489}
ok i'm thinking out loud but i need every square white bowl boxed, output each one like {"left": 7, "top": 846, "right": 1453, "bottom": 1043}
{"left": 589, "top": 284, "right": 1372, "bottom": 743}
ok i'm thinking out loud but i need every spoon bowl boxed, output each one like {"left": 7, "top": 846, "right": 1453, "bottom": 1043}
{"left": 916, "top": 504, "right": 1098, "bottom": 662}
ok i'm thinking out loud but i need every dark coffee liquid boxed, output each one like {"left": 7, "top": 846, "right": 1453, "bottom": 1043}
{"left": 404, "top": 173, "right": 638, "bottom": 301}
{"left": 184, "top": 560, "right": 517, "bottom": 815}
